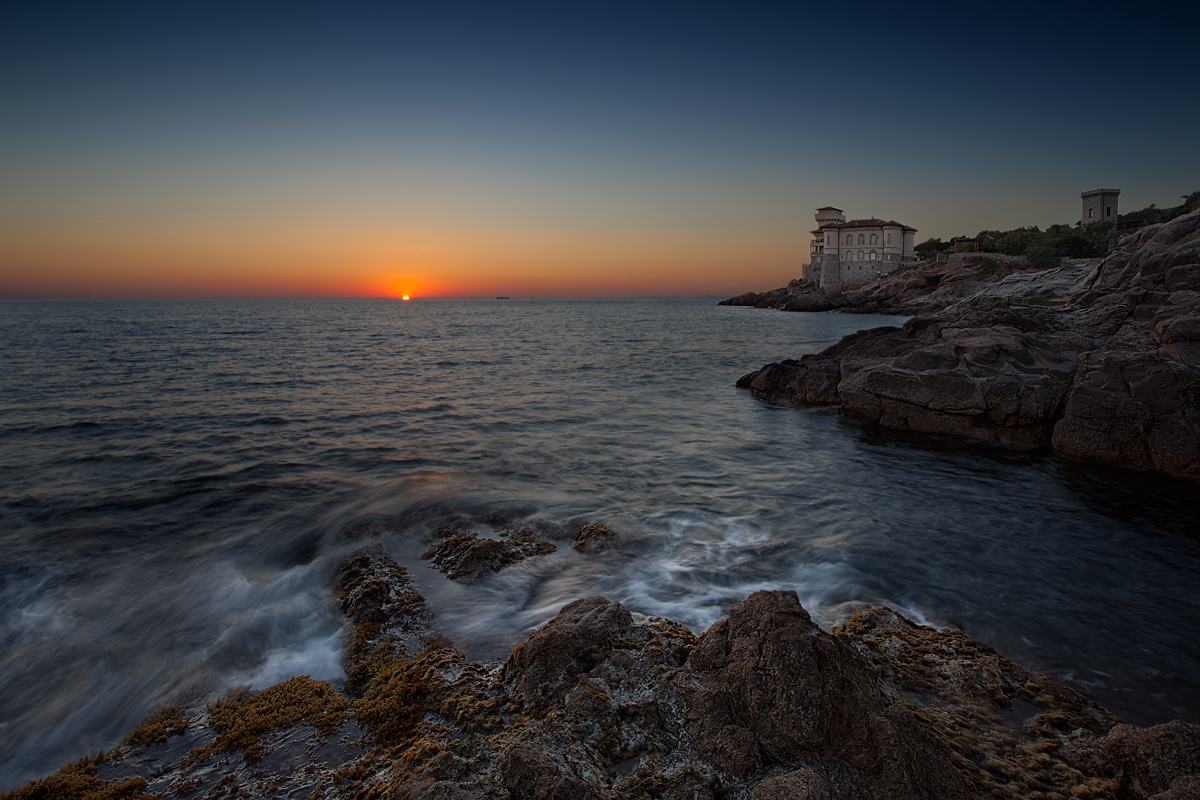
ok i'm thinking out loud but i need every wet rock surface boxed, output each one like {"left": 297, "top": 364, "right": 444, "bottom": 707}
{"left": 737, "top": 210, "right": 1200, "bottom": 479}
{"left": 573, "top": 523, "right": 619, "bottom": 554}
{"left": 10, "top": 544, "right": 1200, "bottom": 800}
{"left": 718, "top": 279, "right": 846, "bottom": 313}
{"left": 422, "top": 524, "right": 557, "bottom": 582}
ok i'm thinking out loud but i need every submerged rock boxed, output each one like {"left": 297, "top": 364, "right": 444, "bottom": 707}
{"left": 573, "top": 523, "right": 619, "bottom": 554}
{"left": 9, "top": 547, "right": 1200, "bottom": 800}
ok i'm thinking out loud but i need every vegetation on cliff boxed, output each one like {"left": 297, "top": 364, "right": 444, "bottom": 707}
{"left": 914, "top": 190, "right": 1199, "bottom": 265}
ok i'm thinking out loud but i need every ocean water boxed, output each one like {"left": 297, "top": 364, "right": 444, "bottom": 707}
{"left": 1, "top": 298, "right": 1198, "bottom": 788}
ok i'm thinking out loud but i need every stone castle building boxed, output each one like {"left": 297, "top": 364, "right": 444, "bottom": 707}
{"left": 1081, "top": 188, "right": 1119, "bottom": 225}
{"left": 802, "top": 207, "right": 917, "bottom": 289}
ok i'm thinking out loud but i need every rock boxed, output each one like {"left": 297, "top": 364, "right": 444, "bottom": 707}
{"left": 498, "top": 743, "right": 597, "bottom": 800}
{"left": 335, "top": 545, "right": 436, "bottom": 691}
{"left": 719, "top": 279, "right": 837, "bottom": 312}
{"left": 421, "top": 525, "right": 557, "bottom": 582}
{"left": 682, "top": 591, "right": 973, "bottom": 798}
{"left": 736, "top": 354, "right": 842, "bottom": 405}
{"left": 1092, "top": 210, "right": 1200, "bottom": 289}
{"left": 23, "top": 574, "right": 1200, "bottom": 800}
{"left": 747, "top": 769, "right": 831, "bottom": 800}
{"left": 1051, "top": 351, "right": 1200, "bottom": 477}
{"left": 719, "top": 291, "right": 763, "bottom": 307}
{"left": 503, "top": 595, "right": 648, "bottom": 706}
{"left": 573, "top": 523, "right": 619, "bottom": 554}
{"left": 956, "top": 260, "right": 1099, "bottom": 307}
{"left": 1062, "top": 720, "right": 1200, "bottom": 798}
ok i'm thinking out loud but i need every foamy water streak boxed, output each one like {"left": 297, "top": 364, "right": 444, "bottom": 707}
{"left": 1, "top": 298, "right": 1198, "bottom": 789}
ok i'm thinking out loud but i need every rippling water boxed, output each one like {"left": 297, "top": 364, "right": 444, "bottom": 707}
{"left": 1, "top": 298, "right": 1198, "bottom": 788}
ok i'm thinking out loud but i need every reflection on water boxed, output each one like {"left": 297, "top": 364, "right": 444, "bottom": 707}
{"left": 1, "top": 298, "right": 1198, "bottom": 789}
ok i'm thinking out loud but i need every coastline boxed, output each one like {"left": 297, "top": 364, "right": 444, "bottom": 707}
{"left": 7, "top": 543, "right": 1199, "bottom": 800}
{"left": 728, "top": 209, "right": 1200, "bottom": 481}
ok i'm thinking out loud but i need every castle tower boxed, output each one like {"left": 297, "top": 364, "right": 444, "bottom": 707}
{"left": 815, "top": 207, "right": 846, "bottom": 226}
{"left": 1081, "top": 189, "right": 1119, "bottom": 225}
{"left": 810, "top": 207, "right": 845, "bottom": 287}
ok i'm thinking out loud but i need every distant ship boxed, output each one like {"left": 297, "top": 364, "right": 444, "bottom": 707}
{"left": 495, "top": 296, "right": 510, "bottom": 300}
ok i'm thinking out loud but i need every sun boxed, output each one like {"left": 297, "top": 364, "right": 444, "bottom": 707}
{"left": 402, "top": 295, "right": 410, "bottom": 301}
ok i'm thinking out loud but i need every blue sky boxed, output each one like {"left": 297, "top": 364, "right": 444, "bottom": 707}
{"left": 2, "top": 1, "right": 1196, "bottom": 297}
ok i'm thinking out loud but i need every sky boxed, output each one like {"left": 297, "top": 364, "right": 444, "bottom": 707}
{"left": 1, "top": 1, "right": 1197, "bottom": 300}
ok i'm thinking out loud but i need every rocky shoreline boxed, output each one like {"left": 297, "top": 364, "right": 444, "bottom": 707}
{"left": 7, "top": 531, "right": 1200, "bottom": 800}
{"left": 731, "top": 210, "right": 1200, "bottom": 480}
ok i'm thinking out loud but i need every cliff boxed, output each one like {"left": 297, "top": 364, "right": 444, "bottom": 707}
{"left": 718, "top": 254, "right": 1090, "bottom": 317}
{"left": 6, "top": 544, "right": 1199, "bottom": 800}
{"left": 736, "top": 209, "right": 1200, "bottom": 480}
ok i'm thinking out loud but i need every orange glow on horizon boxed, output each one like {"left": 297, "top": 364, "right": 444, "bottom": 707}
{"left": 0, "top": 223, "right": 806, "bottom": 300}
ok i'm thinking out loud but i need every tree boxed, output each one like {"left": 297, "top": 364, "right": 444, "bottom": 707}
{"left": 915, "top": 237, "right": 951, "bottom": 259}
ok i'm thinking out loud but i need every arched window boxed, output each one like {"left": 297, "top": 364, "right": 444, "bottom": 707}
{"left": 886, "top": 233, "right": 892, "bottom": 244}
{"left": 846, "top": 235, "right": 853, "bottom": 245}
{"left": 870, "top": 234, "right": 878, "bottom": 245}
{"left": 858, "top": 234, "right": 865, "bottom": 245}
{"left": 858, "top": 250, "right": 864, "bottom": 261}
{"left": 869, "top": 250, "right": 877, "bottom": 261}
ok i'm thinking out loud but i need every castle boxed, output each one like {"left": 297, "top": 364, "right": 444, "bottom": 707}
{"left": 802, "top": 207, "right": 918, "bottom": 289}
{"left": 1081, "top": 189, "right": 1119, "bottom": 224}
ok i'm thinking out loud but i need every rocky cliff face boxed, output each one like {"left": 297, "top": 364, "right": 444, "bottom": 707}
{"left": 718, "top": 254, "right": 1092, "bottom": 317}
{"left": 737, "top": 210, "right": 1200, "bottom": 480}
{"left": 8, "top": 545, "right": 1200, "bottom": 800}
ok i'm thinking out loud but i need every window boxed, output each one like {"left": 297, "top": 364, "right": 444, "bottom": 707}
{"left": 869, "top": 250, "right": 877, "bottom": 261}
{"left": 1089, "top": 208, "right": 1094, "bottom": 218}
{"left": 887, "top": 233, "right": 892, "bottom": 244}
{"left": 1106, "top": 206, "right": 1112, "bottom": 216}
{"left": 858, "top": 250, "right": 864, "bottom": 260}
{"left": 846, "top": 235, "right": 853, "bottom": 245}
{"left": 870, "top": 234, "right": 878, "bottom": 245}
{"left": 858, "top": 234, "right": 865, "bottom": 245}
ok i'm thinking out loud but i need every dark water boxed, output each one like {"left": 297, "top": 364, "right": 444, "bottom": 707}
{"left": 1, "top": 298, "right": 1197, "bottom": 788}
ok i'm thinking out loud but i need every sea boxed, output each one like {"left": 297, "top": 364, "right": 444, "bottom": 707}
{"left": 1, "top": 298, "right": 1198, "bottom": 789}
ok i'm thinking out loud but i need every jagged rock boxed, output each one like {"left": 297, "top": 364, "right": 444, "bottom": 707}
{"left": 1062, "top": 720, "right": 1200, "bottom": 798}
{"left": 719, "top": 279, "right": 836, "bottom": 312}
{"left": 735, "top": 354, "right": 842, "bottom": 405}
{"left": 747, "top": 769, "right": 831, "bottom": 800}
{"left": 573, "top": 523, "right": 619, "bottom": 554}
{"left": 422, "top": 526, "right": 556, "bottom": 582}
{"left": 503, "top": 595, "right": 654, "bottom": 706}
{"left": 336, "top": 545, "right": 436, "bottom": 691}
{"left": 14, "top": 547, "right": 1200, "bottom": 800}
{"left": 1051, "top": 351, "right": 1200, "bottom": 477}
{"left": 1092, "top": 211, "right": 1200, "bottom": 289}
{"left": 681, "top": 591, "right": 973, "bottom": 798}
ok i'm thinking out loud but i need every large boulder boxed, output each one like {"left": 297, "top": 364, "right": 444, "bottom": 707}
{"left": 1051, "top": 351, "right": 1200, "bottom": 478}
{"left": 680, "top": 591, "right": 973, "bottom": 799}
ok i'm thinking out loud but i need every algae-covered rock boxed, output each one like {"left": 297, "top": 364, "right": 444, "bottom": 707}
{"left": 573, "top": 523, "right": 619, "bottom": 554}
{"left": 422, "top": 525, "right": 556, "bottom": 582}
{"left": 10, "top": 546, "right": 1200, "bottom": 800}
